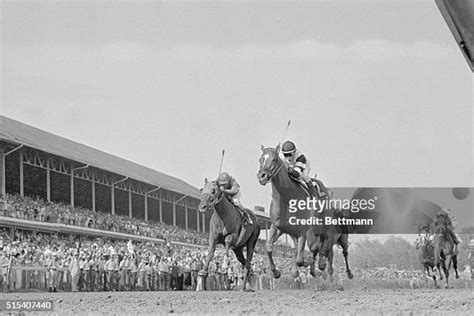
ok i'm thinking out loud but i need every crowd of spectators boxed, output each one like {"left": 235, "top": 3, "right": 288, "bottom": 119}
{"left": 0, "top": 228, "right": 295, "bottom": 293}
{"left": 1, "top": 194, "right": 207, "bottom": 245}
{"left": 0, "top": 193, "right": 295, "bottom": 257}
{"left": 0, "top": 193, "right": 300, "bottom": 293}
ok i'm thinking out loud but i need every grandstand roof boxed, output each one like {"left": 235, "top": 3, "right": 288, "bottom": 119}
{"left": 0, "top": 115, "right": 200, "bottom": 199}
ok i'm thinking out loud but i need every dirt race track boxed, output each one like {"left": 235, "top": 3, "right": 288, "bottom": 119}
{"left": 0, "top": 288, "right": 473, "bottom": 315}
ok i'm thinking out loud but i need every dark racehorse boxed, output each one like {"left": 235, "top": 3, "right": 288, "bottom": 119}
{"left": 198, "top": 178, "right": 260, "bottom": 291}
{"left": 257, "top": 144, "right": 323, "bottom": 278}
{"left": 416, "top": 233, "right": 438, "bottom": 288}
{"left": 308, "top": 207, "right": 353, "bottom": 282}
{"left": 433, "top": 218, "right": 459, "bottom": 288}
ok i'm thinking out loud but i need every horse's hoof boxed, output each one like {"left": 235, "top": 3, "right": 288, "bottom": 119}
{"left": 321, "top": 271, "right": 328, "bottom": 280}
{"left": 273, "top": 270, "right": 281, "bottom": 279}
{"left": 348, "top": 272, "right": 354, "bottom": 280}
{"left": 456, "top": 275, "right": 460, "bottom": 279}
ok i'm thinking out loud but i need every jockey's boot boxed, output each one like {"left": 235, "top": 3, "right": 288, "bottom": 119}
{"left": 307, "top": 181, "right": 322, "bottom": 199}
{"left": 234, "top": 202, "right": 252, "bottom": 225}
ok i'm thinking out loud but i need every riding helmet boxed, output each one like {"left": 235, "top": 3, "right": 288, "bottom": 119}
{"left": 282, "top": 141, "right": 297, "bottom": 154}
{"left": 218, "top": 172, "right": 230, "bottom": 185}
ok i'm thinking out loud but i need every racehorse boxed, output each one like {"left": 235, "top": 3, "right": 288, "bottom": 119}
{"left": 308, "top": 206, "right": 353, "bottom": 282}
{"left": 198, "top": 178, "right": 260, "bottom": 291}
{"left": 257, "top": 144, "right": 321, "bottom": 278}
{"left": 415, "top": 233, "right": 438, "bottom": 288}
{"left": 432, "top": 218, "right": 459, "bottom": 288}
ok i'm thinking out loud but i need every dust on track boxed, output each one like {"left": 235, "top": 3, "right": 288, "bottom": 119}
{"left": 1, "top": 288, "right": 472, "bottom": 315}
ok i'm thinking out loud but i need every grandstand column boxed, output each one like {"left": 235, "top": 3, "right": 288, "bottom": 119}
{"left": 1, "top": 144, "right": 23, "bottom": 197}
{"left": 144, "top": 195, "right": 148, "bottom": 221}
{"left": 129, "top": 189, "right": 132, "bottom": 218}
{"left": 0, "top": 146, "right": 3, "bottom": 197}
{"left": 173, "top": 203, "right": 176, "bottom": 226}
{"left": 159, "top": 199, "right": 163, "bottom": 222}
{"left": 92, "top": 181, "right": 96, "bottom": 212}
{"left": 196, "top": 209, "right": 200, "bottom": 232}
{"left": 111, "top": 177, "right": 128, "bottom": 216}
{"left": 111, "top": 186, "right": 115, "bottom": 215}
{"left": 19, "top": 148, "right": 24, "bottom": 197}
{"left": 71, "top": 164, "right": 89, "bottom": 207}
{"left": 70, "top": 170, "right": 74, "bottom": 206}
{"left": 185, "top": 206, "right": 188, "bottom": 229}
{"left": 172, "top": 195, "right": 186, "bottom": 227}
{"left": 202, "top": 213, "right": 206, "bottom": 233}
{"left": 46, "top": 158, "right": 51, "bottom": 202}
{"left": 145, "top": 187, "right": 160, "bottom": 222}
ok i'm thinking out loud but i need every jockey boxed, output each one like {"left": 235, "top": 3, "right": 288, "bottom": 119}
{"left": 435, "top": 208, "right": 459, "bottom": 245}
{"left": 217, "top": 172, "right": 252, "bottom": 225}
{"left": 280, "top": 140, "right": 326, "bottom": 197}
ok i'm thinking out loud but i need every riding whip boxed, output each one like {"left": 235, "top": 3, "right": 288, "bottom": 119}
{"left": 217, "top": 149, "right": 225, "bottom": 178}
{"left": 279, "top": 120, "right": 292, "bottom": 150}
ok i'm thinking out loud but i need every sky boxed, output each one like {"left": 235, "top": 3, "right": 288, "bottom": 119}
{"left": 1, "top": 0, "right": 472, "bottom": 213}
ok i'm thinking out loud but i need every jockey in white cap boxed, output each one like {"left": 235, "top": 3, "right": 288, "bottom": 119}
{"left": 217, "top": 172, "right": 252, "bottom": 225}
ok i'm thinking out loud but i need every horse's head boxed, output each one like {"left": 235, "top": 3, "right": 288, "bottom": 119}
{"left": 198, "top": 177, "right": 223, "bottom": 213}
{"left": 257, "top": 144, "right": 283, "bottom": 185}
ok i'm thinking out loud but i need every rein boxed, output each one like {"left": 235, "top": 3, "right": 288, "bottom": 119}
{"left": 206, "top": 189, "right": 224, "bottom": 208}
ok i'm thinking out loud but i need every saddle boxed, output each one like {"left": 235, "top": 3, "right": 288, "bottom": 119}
{"left": 289, "top": 175, "right": 329, "bottom": 199}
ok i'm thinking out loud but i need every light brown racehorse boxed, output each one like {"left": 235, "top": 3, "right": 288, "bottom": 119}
{"left": 198, "top": 178, "right": 260, "bottom": 291}
{"left": 257, "top": 144, "right": 320, "bottom": 278}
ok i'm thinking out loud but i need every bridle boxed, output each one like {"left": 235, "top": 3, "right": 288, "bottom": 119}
{"left": 259, "top": 150, "right": 284, "bottom": 184}
{"left": 202, "top": 184, "right": 224, "bottom": 208}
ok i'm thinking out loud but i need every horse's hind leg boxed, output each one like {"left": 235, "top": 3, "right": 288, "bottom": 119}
{"left": 327, "top": 249, "right": 334, "bottom": 283}
{"left": 339, "top": 234, "right": 353, "bottom": 279}
{"left": 266, "top": 224, "right": 283, "bottom": 279}
{"left": 309, "top": 242, "right": 319, "bottom": 278}
{"left": 243, "top": 243, "right": 257, "bottom": 292}
{"left": 453, "top": 254, "right": 459, "bottom": 279}
{"left": 234, "top": 248, "right": 248, "bottom": 291}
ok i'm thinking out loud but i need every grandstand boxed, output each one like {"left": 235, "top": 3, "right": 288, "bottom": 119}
{"left": 0, "top": 115, "right": 271, "bottom": 237}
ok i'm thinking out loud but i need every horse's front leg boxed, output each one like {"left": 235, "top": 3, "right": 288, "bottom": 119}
{"left": 290, "top": 235, "right": 300, "bottom": 278}
{"left": 337, "top": 234, "right": 353, "bottom": 279}
{"left": 266, "top": 224, "right": 283, "bottom": 279}
{"left": 444, "top": 254, "right": 451, "bottom": 288}
{"left": 200, "top": 237, "right": 217, "bottom": 276}
{"left": 295, "top": 235, "right": 308, "bottom": 267}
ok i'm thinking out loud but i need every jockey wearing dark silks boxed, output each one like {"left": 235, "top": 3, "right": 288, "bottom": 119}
{"left": 281, "top": 140, "right": 330, "bottom": 198}
{"left": 434, "top": 208, "right": 459, "bottom": 245}
{"left": 281, "top": 141, "right": 312, "bottom": 184}
{"left": 217, "top": 172, "right": 252, "bottom": 225}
